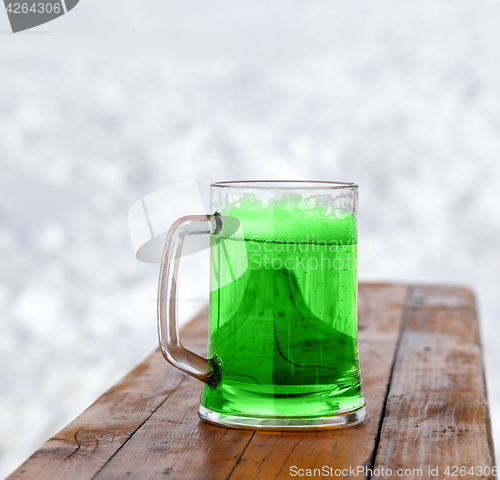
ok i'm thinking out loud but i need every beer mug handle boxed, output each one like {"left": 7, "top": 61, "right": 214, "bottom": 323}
{"left": 157, "top": 214, "right": 222, "bottom": 383}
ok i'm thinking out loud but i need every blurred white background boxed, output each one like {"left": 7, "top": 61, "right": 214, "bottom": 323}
{"left": 1, "top": 0, "right": 500, "bottom": 476}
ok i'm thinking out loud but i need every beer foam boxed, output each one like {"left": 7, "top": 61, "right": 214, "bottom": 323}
{"left": 220, "top": 193, "right": 356, "bottom": 244}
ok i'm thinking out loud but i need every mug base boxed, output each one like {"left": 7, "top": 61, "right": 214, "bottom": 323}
{"left": 198, "top": 404, "right": 367, "bottom": 430}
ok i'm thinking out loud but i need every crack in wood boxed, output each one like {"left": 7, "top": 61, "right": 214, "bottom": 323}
{"left": 226, "top": 431, "right": 256, "bottom": 480}
{"left": 366, "top": 285, "right": 416, "bottom": 479}
{"left": 88, "top": 374, "right": 187, "bottom": 480}
{"left": 64, "top": 429, "right": 82, "bottom": 461}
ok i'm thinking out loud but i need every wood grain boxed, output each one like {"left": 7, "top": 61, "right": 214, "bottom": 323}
{"left": 7, "top": 284, "right": 495, "bottom": 480}
{"left": 372, "top": 286, "right": 496, "bottom": 480}
{"left": 227, "top": 283, "right": 409, "bottom": 480}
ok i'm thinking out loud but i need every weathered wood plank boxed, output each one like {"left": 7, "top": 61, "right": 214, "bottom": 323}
{"left": 10, "top": 284, "right": 494, "bottom": 480}
{"left": 7, "top": 311, "right": 209, "bottom": 480}
{"left": 88, "top": 283, "right": 409, "bottom": 480}
{"left": 92, "top": 377, "right": 254, "bottom": 480}
{"left": 372, "top": 286, "right": 496, "bottom": 480}
{"left": 227, "top": 284, "right": 409, "bottom": 480}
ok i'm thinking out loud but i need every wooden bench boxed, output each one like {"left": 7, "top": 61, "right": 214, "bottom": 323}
{"left": 7, "top": 283, "right": 496, "bottom": 480}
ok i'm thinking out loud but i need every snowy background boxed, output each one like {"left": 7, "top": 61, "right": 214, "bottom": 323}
{"left": 1, "top": 0, "right": 500, "bottom": 476}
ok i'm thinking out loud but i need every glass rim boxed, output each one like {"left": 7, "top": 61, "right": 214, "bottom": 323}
{"left": 210, "top": 180, "right": 358, "bottom": 190}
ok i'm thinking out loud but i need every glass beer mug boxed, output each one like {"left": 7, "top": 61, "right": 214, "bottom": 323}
{"left": 158, "top": 181, "right": 366, "bottom": 429}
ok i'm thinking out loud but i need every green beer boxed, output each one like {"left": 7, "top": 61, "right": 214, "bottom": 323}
{"left": 200, "top": 199, "right": 364, "bottom": 421}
